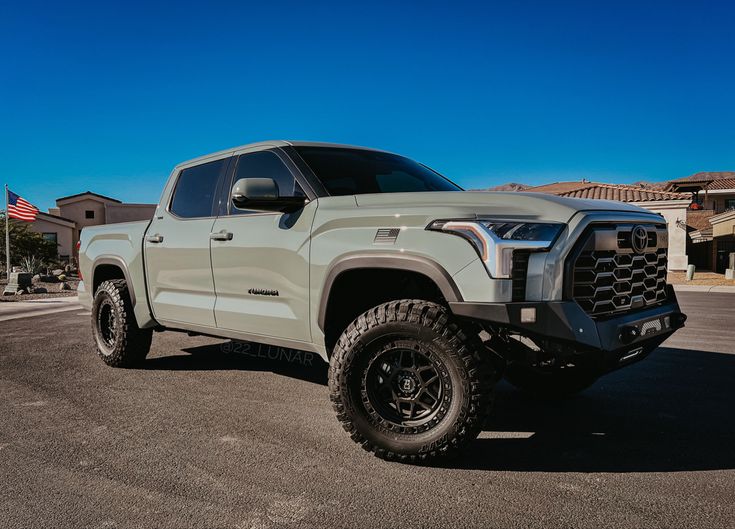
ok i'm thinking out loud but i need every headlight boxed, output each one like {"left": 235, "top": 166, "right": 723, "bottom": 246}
{"left": 427, "top": 220, "right": 564, "bottom": 278}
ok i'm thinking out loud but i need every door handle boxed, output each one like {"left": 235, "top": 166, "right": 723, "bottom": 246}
{"left": 210, "top": 230, "right": 233, "bottom": 241}
{"left": 146, "top": 234, "right": 164, "bottom": 243}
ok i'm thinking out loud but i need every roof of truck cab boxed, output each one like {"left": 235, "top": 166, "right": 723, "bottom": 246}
{"left": 174, "top": 140, "right": 393, "bottom": 169}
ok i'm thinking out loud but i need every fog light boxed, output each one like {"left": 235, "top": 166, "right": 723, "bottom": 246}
{"left": 520, "top": 307, "right": 536, "bottom": 323}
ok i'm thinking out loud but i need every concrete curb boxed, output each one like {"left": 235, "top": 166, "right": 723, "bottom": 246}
{"left": 25, "top": 296, "right": 80, "bottom": 304}
{"left": 0, "top": 296, "right": 82, "bottom": 322}
{"left": 673, "top": 284, "right": 735, "bottom": 293}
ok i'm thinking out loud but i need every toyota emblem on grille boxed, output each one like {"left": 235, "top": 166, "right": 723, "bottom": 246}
{"left": 631, "top": 225, "right": 648, "bottom": 254}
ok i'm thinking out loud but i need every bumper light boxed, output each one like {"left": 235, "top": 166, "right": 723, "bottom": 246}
{"left": 520, "top": 307, "right": 536, "bottom": 323}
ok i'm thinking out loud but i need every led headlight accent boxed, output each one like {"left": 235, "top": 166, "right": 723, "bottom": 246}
{"left": 428, "top": 220, "right": 563, "bottom": 278}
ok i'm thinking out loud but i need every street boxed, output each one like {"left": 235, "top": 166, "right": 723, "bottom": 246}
{"left": 1, "top": 291, "right": 733, "bottom": 528}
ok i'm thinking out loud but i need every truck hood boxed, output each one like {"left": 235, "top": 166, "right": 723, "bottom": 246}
{"left": 353, "top": 191, "right": 652, "bottom": 223}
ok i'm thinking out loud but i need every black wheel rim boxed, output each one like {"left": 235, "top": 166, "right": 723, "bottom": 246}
{"left": 97, "top": 299, "right": 117, "bottom": 350}
{"left": 364, "top": 345, "right": 447, "bottom": 428}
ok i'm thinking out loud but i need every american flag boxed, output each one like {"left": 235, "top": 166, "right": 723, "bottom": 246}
{"left": 7, "top": 189, "right": 39, "bottom": 222}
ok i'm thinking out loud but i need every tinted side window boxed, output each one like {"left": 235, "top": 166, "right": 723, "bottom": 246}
{"left": 170, "top": 158, "right": 228, "bottom": 218}
{"left": 230, "top": 151, "right": 303, "bottom": 214}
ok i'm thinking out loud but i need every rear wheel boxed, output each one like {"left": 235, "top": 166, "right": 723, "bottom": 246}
{"left": 92, "top": 279, "right": 152, "bottom": 367}
{"left": 328, "top": 299, "right": 495, "bottom": 463}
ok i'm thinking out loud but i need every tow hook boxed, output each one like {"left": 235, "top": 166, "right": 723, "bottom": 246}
{"left": 619, "top": 325, "right": 640, "bottom": 344}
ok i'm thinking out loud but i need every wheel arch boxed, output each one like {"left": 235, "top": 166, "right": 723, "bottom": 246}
{"left": 91, "top": 256, "right": 136, "bottom": 305}
{"left": 317, "top": 253, "right": 464, "bottom": 352}
{"left": 318, "top": 253, "right": 463, "bottom": 330}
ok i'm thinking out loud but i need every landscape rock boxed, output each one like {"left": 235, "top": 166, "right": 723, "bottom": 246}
{"left": 57, "top": 274, "right": 67, "bottom": 281}
{"left": 59, "top": 282, "right": 72, "bottom": 291}
{"left": 52, "top": 269, "right": 64, "bottom": 276}
{"left": 32, "top": 274, "right": 41, "bottom": 282}
{"left": 4, "top": 272, "right": 33, "bottom": 295}
{"left": 39, "top": 275, "right": 59, "bottom": 283}
{"left": 33, "top": 287, "right": 48, "bottom": 294}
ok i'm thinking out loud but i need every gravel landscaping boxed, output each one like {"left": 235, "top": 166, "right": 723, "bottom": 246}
{"left": 0, "top": 277, "right": 79, "bottom": 301}
{"left": 667, "top": 271, "right": 735, "bottom": 287}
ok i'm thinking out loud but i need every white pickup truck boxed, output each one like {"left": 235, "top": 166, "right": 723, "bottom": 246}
{"left": 78, "top": 140, "right": 686, "bottom": 462}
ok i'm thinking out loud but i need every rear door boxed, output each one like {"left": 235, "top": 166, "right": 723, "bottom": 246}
{"left": 144, "top": 156, "right": 231, "bottom": 328}
{"left": 209, "top": 148, "right": 316, "bottom": 343}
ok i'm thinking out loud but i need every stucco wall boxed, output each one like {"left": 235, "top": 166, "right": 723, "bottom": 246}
{"left": 698, "top": 191, "right": 735, "bottom": 213}
{"left": 50, "top": 196, "right": 156, "bottom": 261}
{"left": 105, "top": 203, "right": 156, "bottom": 224}
{"left": 57, "top": 198, "right": 109, "bottom": 229}
{"left": 28, "top": 217, "right": 75, "bottom": 259}
{"left": 638, "top": 203, "right": 689, "bottom": 270}
{"left": 712, "top": 211, "right": 735, "bottom": 238}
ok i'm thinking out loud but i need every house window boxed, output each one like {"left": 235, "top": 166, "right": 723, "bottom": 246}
{"left": 85, "top": 210, "right": 95, "bottom": 219}
{"left": 725, "top": 199, "right": 735, "bottom": 211}
{"left": 42, "top": 232, "right": 58, "bottom": 244}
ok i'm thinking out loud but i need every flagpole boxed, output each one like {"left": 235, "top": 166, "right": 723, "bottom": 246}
{"left": 4, "top": 184, "right": 9, "bottom": 278}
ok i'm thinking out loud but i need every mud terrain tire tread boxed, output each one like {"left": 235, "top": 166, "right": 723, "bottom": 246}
{"left": 328, "top": 299, "right": 495, "bottom": 463}
{"left": 92, "top": 279, "right": 152, "bottom": 367}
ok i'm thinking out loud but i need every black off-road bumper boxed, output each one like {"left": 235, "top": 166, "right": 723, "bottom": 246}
{"left": 449, "top": 286, "right": 686, "bottom": 372}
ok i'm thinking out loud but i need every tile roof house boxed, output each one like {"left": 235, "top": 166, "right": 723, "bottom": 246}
{"left": 552, "top": 183, "right": 689, "bottom": 203}
{"left": 667, "top": 172, "right": 735, "bottom": 192}
{"left": 29, "top": 192, "right": 156, "bottom": 262}
{"left": 522, "top": 176, "right": 735, "bottom": 273}
{"left": 521, "top": 181, "right": 599, "bottom": 194}
{"left": 524, "top": 181, "right": 691, "bottom": 270}
{"left": 665, "top": 173, "right": 735, "bottom": 271}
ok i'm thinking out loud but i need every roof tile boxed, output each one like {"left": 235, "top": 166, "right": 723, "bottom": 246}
{"left": 668, "top": 171, "right": 735, "bottom": 184}
{"left": 533, "top": 183, "right": 689, "bottom": 202}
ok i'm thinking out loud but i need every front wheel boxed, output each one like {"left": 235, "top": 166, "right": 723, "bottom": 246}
{"left": 328, "top": 299, "right": 496, "bottom": 463}
{"left": 91, "top": 279, "right": 152, "bottom": 367}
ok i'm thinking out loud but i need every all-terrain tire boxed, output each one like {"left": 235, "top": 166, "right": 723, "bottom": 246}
{"left": 328, "top": 299, "right": 495, "bottom": 463}
{"left": 92, "top": 279, "right": 152, "bottom": 367}
{"left": 504, "top": 362, "right": 599, "bottom": 398}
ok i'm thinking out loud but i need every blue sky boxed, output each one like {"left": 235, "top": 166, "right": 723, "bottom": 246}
{"left": 2, "top": 1, "right": 734, "bottom": 211}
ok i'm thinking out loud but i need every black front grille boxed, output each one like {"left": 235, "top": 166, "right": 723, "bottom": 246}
{"left": 571, "top": 225, "right": 669, "bottom": 317}
{"left": 511, "top": 250, "right": 531, "bottom": 301}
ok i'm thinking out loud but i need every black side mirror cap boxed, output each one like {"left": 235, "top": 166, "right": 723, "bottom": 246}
{"left": 231, "top": 178, "right": 306, "bottom": 213}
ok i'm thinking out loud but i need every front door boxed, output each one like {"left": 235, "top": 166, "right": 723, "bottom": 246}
{"left": 144, "top": 156, "right": 231, "bottom": 327}
{"left": 210, "top": 149, "right": 316, "bottom": 343}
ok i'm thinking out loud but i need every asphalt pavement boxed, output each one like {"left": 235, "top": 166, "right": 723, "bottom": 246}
{"left": 1, "top": 292, "right": 733, "bottom": 528}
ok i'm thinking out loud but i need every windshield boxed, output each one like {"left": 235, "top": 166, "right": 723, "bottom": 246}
{"left": 294, "top": 146, "right": 463, "bottom": 196}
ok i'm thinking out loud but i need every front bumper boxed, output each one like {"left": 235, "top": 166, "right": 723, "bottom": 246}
{"left": 449, "top": 285, "right": 686, "bottom": 370}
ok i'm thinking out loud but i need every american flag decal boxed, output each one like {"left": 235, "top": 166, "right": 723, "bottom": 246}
{"left": 7, "top": 189, "right": 39, "bottom": 222}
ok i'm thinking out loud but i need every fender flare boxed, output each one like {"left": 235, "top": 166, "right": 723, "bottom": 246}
{"left": 317, "top": 253, "right": 464, "bottom": 331}
{"left": 91, "top": 256, "right": 136, "bottom": 305}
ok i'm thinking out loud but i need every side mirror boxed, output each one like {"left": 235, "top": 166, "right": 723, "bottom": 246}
{"left": 231, "top": 178, "right": 306, "bottom": 213}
